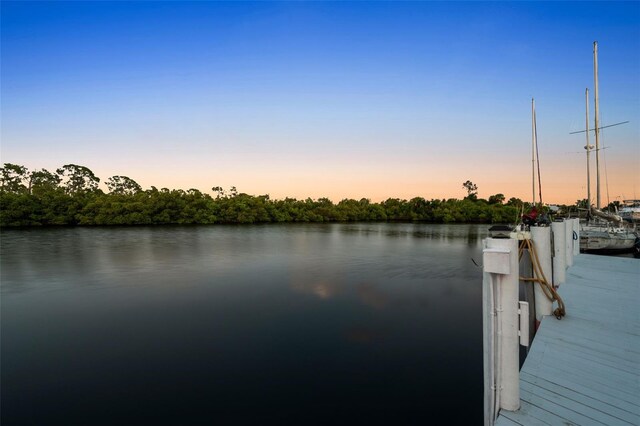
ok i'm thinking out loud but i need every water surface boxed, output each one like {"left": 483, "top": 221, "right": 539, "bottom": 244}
{"left": 1, "top": 223, "right": 486, "bottom": 425}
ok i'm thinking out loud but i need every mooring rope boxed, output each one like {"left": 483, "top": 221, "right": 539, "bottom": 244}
{"left": 518, "top": 238, "right": 566, "bottom": 319}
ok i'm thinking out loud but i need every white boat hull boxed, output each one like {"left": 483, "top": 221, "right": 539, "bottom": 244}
{"left": 620, "top": 210, "right": 640, "bottom": 223}
{"left": 580, "top": 229, "right": 637, "bottom": 251}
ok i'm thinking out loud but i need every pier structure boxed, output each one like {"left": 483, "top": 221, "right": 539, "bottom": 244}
{"left": 482, "top": 219, "right": 639, "bottom": 425}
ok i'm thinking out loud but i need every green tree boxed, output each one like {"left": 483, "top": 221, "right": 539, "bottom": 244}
{"left": 488, "top": 193, "right": 505, "bottom": 204}
{"left": 211, "top": 186, "right": 225, "bottom": 198}
{"left": 506, "top": 197, "right": 523, "bottom": 208}
{"left": 576, "top": 199, "right": 589, "bottom": 209}
{"left": 28, "top": 169, "right": 62, "bottom": 195}
{"left": 106, "top": 176, "right": 142, "bottom": 195}
{"left": 1, "top": 163, "right": 28, "bottom": 193}
{"left": 57, "top": 164, "right": 100, "bottom": 194}
{"left": 462, "top": 180, "right": 478, "bottom": 200}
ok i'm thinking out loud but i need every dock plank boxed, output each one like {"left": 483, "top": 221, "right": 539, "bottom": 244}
{"left": 522, "top": 345, "right": 637, "bottom": 389}
{"left": 520, "top": 378, "right": 635, "bottom": 424}
{"left": 497, "top": 399, "right": 574, "bottom": 425}
{"left": 519, "top": 387, "right": 610, "bottom": 425}
{"left": 530, "top": 336, "right": 639, "bottom": 374}
{"left": 520, "top": 372, "right": 639, "bottom": 423}
{"left": 521, "top": 360, "right": 640, "bottom": 411}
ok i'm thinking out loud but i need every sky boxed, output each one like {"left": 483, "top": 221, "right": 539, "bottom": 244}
{"left": 1, "top": 1, "right": 639, "bottom": 205}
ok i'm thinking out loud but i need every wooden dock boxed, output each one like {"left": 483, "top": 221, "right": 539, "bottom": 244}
{"left": 496, "top": 254, "right": 639, "bottom": 425}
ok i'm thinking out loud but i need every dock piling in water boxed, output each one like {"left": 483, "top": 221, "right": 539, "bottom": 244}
{"left": 572, "top": 218, "right": 580, "bottom": 256}
{"left": 530, "top": 226, "right": 553, "bottom": 320}
{"left": 565, "top": 219, "right": 575, "bottom": 267}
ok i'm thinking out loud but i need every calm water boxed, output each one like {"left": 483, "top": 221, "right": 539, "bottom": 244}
{"left": 1, "top": 223, "right": 486, "bottom": 425}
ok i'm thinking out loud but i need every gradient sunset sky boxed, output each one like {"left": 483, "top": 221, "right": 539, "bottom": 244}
{"left": 2, "top": 1, "right": 639, "bottom": 205}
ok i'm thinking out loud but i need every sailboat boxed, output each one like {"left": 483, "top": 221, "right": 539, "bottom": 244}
{"left": 578, "top": 42, "right": 638, "bottom": 253}
{"left": 619, "top": 200, "right": 640, "bottom": 223}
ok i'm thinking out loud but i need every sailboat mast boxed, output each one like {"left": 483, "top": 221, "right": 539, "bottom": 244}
{"left": 593, "top": 41, "right": 601, "bottom": 209}
{"left": 531, "top": 98, "right": 536, "bottom": 206}
{"left": 585, "top": 88, "right": 591, "bottom": 214}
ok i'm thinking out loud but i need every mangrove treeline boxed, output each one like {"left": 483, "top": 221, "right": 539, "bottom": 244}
{"left": 1, "top": 163, "right": 527, "bottom": 227}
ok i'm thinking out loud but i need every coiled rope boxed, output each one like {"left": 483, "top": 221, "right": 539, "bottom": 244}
{"left": 518, "top": 238, "right": 566, "bottom": 319}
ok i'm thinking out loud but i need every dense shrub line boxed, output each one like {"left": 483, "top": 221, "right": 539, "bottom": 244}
{"left": 0, "top": 163, "right": 523, "bottom": 226}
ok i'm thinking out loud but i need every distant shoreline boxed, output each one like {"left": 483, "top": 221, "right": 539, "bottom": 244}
{"left": 0, "top": 220, "right": 512, "bottom": 229}
{"left": 1, "top": 163, "right": 524, "bottom": 227}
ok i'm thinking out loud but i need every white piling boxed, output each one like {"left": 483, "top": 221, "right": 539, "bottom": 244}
{"left": 551, "top": 221, "right": 566, "bottom": 287}
{"left": 565, "top": 218, "right": 574, "bottom": 267}
{"left": 530, "top": 226, "right": 553, "bottom": 320}
{"left": 483, "top": 237, "right": 520, "bottom": 425}
{"left": 572, "top": 219, "right": 580, "bottom": 256}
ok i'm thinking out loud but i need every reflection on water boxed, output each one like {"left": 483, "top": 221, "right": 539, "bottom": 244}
{"left": 1, "top": 223, "right": 487, "bottom": 425}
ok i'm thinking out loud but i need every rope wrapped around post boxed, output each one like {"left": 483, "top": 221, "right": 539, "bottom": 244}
{"left": 518, "top": 239, "right": 566, "bottom": 319}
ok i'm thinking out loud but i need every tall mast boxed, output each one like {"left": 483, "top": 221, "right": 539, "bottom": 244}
{"left": 585, "top": 88, "right": 592, "bottom": 214}
{"left": 531, "top": 98, "right": 536, "bottom": 206}
{"left": 593, "top": 41, "right": 601, "bottom": 209}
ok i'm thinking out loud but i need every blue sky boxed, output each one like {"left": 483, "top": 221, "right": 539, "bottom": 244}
{"left": 2, "top": 1, "right": 639, "bottom": 203}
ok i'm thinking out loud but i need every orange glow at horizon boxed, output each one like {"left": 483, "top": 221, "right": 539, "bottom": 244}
{"left": 72, "top": 145, "right": 638, "bottom": 207}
